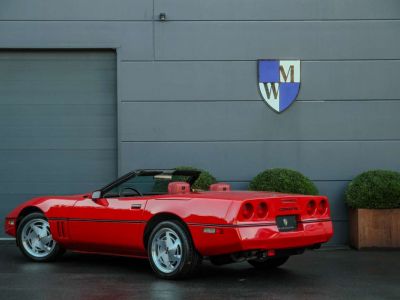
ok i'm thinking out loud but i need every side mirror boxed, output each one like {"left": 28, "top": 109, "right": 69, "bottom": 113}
{"left": 91, "top": 191, "right": 101, "bottom": 200}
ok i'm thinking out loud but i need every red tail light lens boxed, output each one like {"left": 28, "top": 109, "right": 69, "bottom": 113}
{"left": 306, "top": 200, "right": 316, "bottom": 216}
{"left": 242, "top": 203, "right": 254, "bottom": 219}
{"left": 318, "top": 199, "right": 328, "bottom": 215}
{"left": 256, "top": 202, "right": 268, "bottom": 218}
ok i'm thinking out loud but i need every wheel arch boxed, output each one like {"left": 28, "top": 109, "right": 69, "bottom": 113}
{"left": 16, "top": 206, "right": 44, "bottom": 229}
{"left": 15, "top": 206, "right": 45, "bottom": 247}
{"left": 143, "top": 212, "right": 194, "bottom": 250}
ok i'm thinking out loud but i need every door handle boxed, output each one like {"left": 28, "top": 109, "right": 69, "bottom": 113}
{"left": 131, "top": 204, "right": 142, "bottom": 209}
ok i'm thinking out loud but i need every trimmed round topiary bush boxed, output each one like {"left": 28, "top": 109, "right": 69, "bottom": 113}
{"left": 249, "top": 168, "right": 318, "bottom": 195}
{"left": 175, "top": 166, "right": 217, "bottom": 190}
{"left": 345, "top": 170, "right": 400, "bottom": 209}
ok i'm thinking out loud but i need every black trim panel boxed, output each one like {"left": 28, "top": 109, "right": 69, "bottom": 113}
{"left": 300, "top": 218, "right": 332, "bottom": 224}
{"left": 187, "top": 222, "right": 276, "bottom": 228}
{"left": 48, "top": 217, "right": 146, "bottom": 224}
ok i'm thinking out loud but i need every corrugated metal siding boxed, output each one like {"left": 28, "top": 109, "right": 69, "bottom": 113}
{"left": 0, "top": 51, "right": 117, "bottom": 236}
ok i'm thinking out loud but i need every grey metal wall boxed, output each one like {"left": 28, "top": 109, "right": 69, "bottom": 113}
{"left": 1, "top": 0, "right": 400, "bottom": 244}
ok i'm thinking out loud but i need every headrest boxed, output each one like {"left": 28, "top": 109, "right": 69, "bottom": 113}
{"left": 168, "top": 182, "right": 190, "bottom": 194}
{"left": 209, "top": 183, "right": 231, "bottom": 192}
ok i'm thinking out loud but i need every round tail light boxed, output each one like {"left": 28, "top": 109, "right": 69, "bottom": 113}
{"left": 242, "top": 203, "right": 254, "bottom": 219}
{"left": 318, "top": 199, "right": 328, "bottom": 215}
{"left": 306, "top": 200, "right": 316, "bottom": 216}
{"left": 256, "top": 202, "right": 268, "bottom": 218}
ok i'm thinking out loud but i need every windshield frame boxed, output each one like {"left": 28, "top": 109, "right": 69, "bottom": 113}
{"left": 98, "top": 169, "right": 201, "bottom": 197}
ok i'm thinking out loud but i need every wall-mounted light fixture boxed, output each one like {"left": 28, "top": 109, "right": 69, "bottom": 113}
{"left": 159, "top": 13, "right": 166, "bottom": 22}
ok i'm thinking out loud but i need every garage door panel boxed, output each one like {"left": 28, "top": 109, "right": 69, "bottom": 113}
{"left": 0, "top": 119, "right": 115, "bottom": 132}
{"left": 0, "top": 52, "right": 115, "bottom": 79}
{"left": 0, "top": 138, "right": 115, "bottom": 150}
{"left": 0, "top": 80, "right": 114, "bottom": 94}
{"left": 0, "top": 103, "right": 115, "bottom": 114}
{"left": 0, "top": 126, "right": 115, "bottom": 140}
{"left": 0, "top": 51, "right": 116, "bottom": 237}
{"left": 0, "top": 105, "right": 116, "bottom": 134}
{"left": 0, "top": 92, "right": 115, "bottom": 105}
{"left": 1, "top": 182, "right": 108, "bottom": 195}
{"left": 0, "top": 64, "right": 115, "bottom": 81}
{"left": 0, "top": 150, "right": 116, "bottom": 182}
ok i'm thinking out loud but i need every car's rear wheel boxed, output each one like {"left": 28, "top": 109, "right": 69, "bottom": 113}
{"left": 248, "top": 256, "right": 289, "bottom": 269}
{"left": 148, "top": 220, "right": 201, "bottom": 279}
{"left": 17, "top": 212, "right": 64, "bottom": 261}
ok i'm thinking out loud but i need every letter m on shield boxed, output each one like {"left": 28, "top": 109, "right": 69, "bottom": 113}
{"left": 258, "top": 60, "right": 301, "bottom": 113}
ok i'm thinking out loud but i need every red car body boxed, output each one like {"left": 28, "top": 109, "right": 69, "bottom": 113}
{"left": 5, "top": 183, "right": 333, "bottom": 259}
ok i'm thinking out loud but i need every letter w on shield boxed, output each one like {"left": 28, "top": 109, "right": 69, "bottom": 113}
{"left": 264, "top": 83, "right": 279, "bottom": 100}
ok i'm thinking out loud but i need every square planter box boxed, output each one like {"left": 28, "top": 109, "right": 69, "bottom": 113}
{"left": 349, "top": 208, "right": 400, "bottom": 249}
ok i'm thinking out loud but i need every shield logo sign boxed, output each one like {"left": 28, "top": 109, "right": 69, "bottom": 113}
{"left": 258, "top": 60, "right": 301, "bottom": 113}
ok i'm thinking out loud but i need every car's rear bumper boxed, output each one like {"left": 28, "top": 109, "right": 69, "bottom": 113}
{"left": 189, "top": 219, "right": 333, "bottom": 256}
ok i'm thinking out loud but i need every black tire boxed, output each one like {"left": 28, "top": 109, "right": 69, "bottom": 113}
{"left": 17, "top": 212, "right": 65, "bottom": 262}
{"left": 248, "top": 256, "right": 289, "bottom": 269}
{"left": 147, "top": 220, "right": 202, "bottom": 279}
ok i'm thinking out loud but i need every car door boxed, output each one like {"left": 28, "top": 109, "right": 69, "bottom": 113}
{"left": 67, "top": 172, "right": 172, "bottom": 256}
{"left": 67, "top": 194, "right": 150, "bottom": 256}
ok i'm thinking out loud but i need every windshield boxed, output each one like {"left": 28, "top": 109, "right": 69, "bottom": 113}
{"left": 102, "top": 170, "right": 199, "bottom": 197}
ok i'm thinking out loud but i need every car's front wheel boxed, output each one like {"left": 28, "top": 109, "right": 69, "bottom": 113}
{"left": 17, "top": 212, "right": 64, "bottom": 261}
{"left": 248, "top": 256, "right": 289, "bottom": 269}
{"left": 148, "top": 220, "right": 201, "bottom": 279}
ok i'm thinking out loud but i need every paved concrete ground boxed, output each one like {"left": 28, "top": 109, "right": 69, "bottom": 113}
{"left": 0, "top": 242, "right": 399, "bottom": 300}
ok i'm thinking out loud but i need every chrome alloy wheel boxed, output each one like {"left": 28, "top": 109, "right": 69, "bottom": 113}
{"left": 151, "top": 228, "right": 183, "bottom": 273}
{"left": 21, "top": 218, "right": 56, "bottom": 258}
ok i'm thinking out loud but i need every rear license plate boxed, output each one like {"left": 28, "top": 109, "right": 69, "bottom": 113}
{"left": 276, "top": 215, "right": 297, "bottom": 232}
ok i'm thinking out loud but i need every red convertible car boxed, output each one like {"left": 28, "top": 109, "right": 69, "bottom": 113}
{"left": 5, "top": 169, "right": 333, "bottom": 279}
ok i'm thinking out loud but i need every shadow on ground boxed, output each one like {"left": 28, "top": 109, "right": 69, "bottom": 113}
{"left": 0, "top": 242, "right": 399, "bottom": 300}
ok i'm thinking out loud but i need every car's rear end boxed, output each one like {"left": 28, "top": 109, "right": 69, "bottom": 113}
{"left": 233, "top": 195, "right": 333, "bottom": 253}
{"left": 190, "top": 192, "right": 333, "bottom": 262}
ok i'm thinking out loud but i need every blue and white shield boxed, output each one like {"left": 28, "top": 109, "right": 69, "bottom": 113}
{"left": 258, "top": 60, "right": 301, "bottom": 113}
